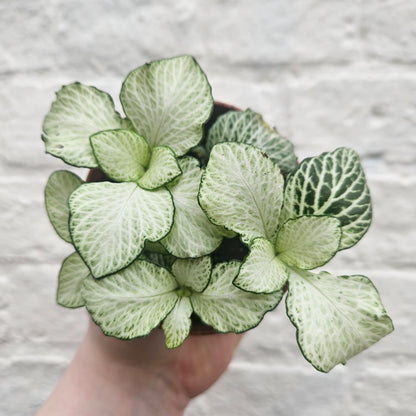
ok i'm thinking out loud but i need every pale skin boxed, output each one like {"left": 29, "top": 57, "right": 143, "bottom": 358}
{"left": 36, "top": 317, "right": 243, "bottom": 416}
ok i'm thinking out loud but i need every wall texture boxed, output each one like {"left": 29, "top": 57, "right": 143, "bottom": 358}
{"left": 1, "top": 0, "right": 415, "bottom": 415}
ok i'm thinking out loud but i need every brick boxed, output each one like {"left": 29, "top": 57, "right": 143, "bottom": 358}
{"left": 0, "top": 266, "right": 84, "bottom": 363}
{"left": 0, "top": 76, "right": 62, "bottom": 175}
{"left": 203, "top": 0, "right": 361, "bottom": 66}
{"left": 0, "top": 311, "right": 10, "bottom": 346}
{"left": 0, "top": 359, "right": 66, "bottom": 416}
{"left": 0, "top": 77, "right": 53, "bottom": 125}
{"left": 350, "top": 370, "right": 416, "bottom": 416}
{"left": 208, "top": 75, "right": 291, "bottom": 135}
{"left": 2, "top": 264, "right": 87, "bottom": 350}
{"left": 0, "top": 1, "right": 58, "bottom": 74}
{"left": 362, "top": 0, "right": 416, "bottom": 63}
{"left": 288, "top": 77, "right": 416, "bottom": 172}
{"left": 187, "top": 365, "right": 352, "bottom": 416}
{"left": 0, "top": 179, "right": 75, "bottom": 263}
{"left": 1, "top": 0, "right": 362, "bottom": 76}
{"left": 47, "top": 0, "right": 199, "bottom": 75}
{"left": 0, "top": 0, "right": 196, "bottom": 76}
{"left": 195, "top": 0, "right": 361, "bottom": 66}
{"left": 0, "top": 274, "right": 12, "bottom": 345}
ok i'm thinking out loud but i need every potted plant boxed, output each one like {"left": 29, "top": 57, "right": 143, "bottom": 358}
{"left": 42, "top": 55, "right": 393, "bottom": 372}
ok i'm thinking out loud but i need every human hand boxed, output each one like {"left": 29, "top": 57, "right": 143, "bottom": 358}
{"left": 37, "top": 316, "right": 243, "bottom": 415}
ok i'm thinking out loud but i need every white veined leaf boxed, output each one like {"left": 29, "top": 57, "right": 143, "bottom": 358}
{"left": 276, "top": 216, "right": 342, "bottom": 270}
{"left": 192, "top": 261, "right": 283, "bottom": 333}
{"left": 234, "top": 238, "right": 288, "bottom": 294}
{"left": 171, "top": 256, "right": 212, "bottom": 293}
{"left": 90, "top": 129, "right": 150, "bottom": 183}
{"left": 120, "top": 55, "right": 213, "bottom": 156}
{"left": 286, "top": 268, "right": 394, "bottom": 372}
{"left": 162, "top": 297, "right": 193, "bottom": 349}
{"left": 69, "top": 182, "right": 174, "bottom": 278}
{"left": 162, "top": 157, "right": 225, "bottom": 257}
{"left": 57, "top": 252, "right": 90, "bottom": 308}
{"left": 281, "top": 147, "right": 372, "bottom": 250}
{"left": 206, "top": 109, "right": 297, "bottom": 174}
{"left": 199, "top": 142, "right": 284, "bottom": 245}
{"left": 138, "top": 146, "right": 182, "bottom": 190}
{"left": 45, "top": 170, "right": 83, "bottom": 243}
{"left": 42, "top": 83, "right": 124, "bottom": 167}
{"left": 82, "top": 260, "right": 179, "bottom": 339}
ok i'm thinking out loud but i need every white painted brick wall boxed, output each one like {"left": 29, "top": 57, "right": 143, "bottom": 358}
{"left": 1, "top": 1, "right": 415, "bottom": 414}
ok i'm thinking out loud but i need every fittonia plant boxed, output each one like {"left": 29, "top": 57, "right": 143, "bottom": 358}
{"left": 42, "top": 55, "right": 393, "bottom": 372}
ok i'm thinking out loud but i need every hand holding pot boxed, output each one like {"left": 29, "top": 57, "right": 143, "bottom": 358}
{"left": 36, "top": 317, "right": 243, "bottom": 416}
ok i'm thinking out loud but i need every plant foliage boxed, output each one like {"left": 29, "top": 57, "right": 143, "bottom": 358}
{"left": 42, "top": 55, "right": 393, "bottom": 372}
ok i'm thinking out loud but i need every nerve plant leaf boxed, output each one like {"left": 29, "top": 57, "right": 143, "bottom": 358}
{"left": 199, "top": 142, "right": 284, "bottom": 245}
{"left": 57, "top": 252, "right": 90, "bottom": 308}
{"left": 138, "top": 146, "right": 182, "bottom": 190}
{"left": 206, "top": 109, "right": 297, "bottom": 174}
{"left": 235, "top": 216, "right": 342, "bottom": 293}
{"left": 171, "top": 256, "right": 212, "bottom": 293}
{"left": 45, "top": 170, "right": 83, "bottom": 243}
{"left": 120, "top": 55, "right": 213, "bottom": 156}
{"left": 42, "top": 83, "right": 125, "bottom": 167}
{"left": 69, "top": 182, "right": 174, "bottom": 278}
{"left": 286, "top": 269, "right": 394, "bottom": 372}
{"left": 275, "top": 216, "right": 342, "bottom": 270}
{"left": 162, "top": 157, "right": 226, "bottom": 258}
{"left": 192, "top": 261, "right": 284, "bottom": 333}
{"left": 281, "top": 147, "right": 372, "bottom": 250}
{"left": 234, "top": 238, "right": 288, "bottom": 294}
{"left": 162, "top": 297, "right": 193, "bottom": 349}
{"left": 90, "top": 129, "right": 151, "bottom": 183}
{"left": 82, "top": 260, "right": 178, "bottom": 339}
